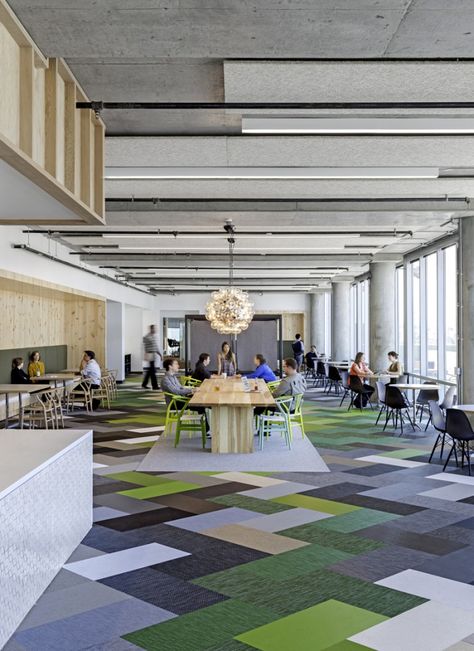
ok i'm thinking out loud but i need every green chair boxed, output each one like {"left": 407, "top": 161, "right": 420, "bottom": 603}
{"left": 180, "top": 376, "right": 202, "bottom": 388}
{"left": 257, "top": 396, "right": 293, "bottom": 450}
{"left": 163, "top": 392, "right": 206, "bottom": 448}
{"left": 280, "top": 393, "right": 305, "bottom": 439}
{"left": 267, "top": 380, "right": 280, "bottom": 392}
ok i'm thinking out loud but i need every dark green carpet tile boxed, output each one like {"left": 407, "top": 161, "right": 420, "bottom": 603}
{"left": 195, "top": 543, "right": 353, "bottom": 592}
{"left": 206, "top": 640, "right": 255, "bottom": 651}
{"left": 210, "top": 493, "right": 294, "bottom": 514}
{"left": 195, "top": 565, "right": 425, "bottom": 619}
{"left": 278, "top": 521, "right": 384, "bottom": 554}
{"left": 123, "top": 599, "right": 280, "bottom": 651}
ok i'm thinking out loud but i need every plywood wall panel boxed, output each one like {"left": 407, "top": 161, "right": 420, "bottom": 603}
{"left": 56, "top": 74, "right": 65, "bottom": 185}
{"left": 0, "top": 23, "right": 20, "bottom": 146}
{"left": 32, "top": 64, "right": 45, "bottom": 166}
{"left": 0, "top": 274, "right": 105, "bottom": 371}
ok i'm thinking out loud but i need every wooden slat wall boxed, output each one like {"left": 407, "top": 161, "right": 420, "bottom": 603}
{"left": 0, "top": 273, "right": 106, "bottom": 370}
{"left": 0, "top": 0, "right": 105, "bottom": 224}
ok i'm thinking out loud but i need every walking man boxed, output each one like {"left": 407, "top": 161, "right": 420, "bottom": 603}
{"left": 142, "top": 324, "right": 162, "bottom": 389}
{"left": 291, "top": 333, "right": 305, "bottom": 372}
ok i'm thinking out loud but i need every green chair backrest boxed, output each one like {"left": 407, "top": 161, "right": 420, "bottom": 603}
{"left": 164, "top": 392, "right": 191, "bottom": 422}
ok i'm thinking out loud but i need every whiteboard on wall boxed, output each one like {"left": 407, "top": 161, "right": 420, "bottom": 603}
{"left": 186, "top": 315, "right": 282, "bottom": 374}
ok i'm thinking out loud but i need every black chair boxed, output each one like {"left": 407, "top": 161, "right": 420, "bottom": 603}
{"left": 383, "top": 385, "right": 414, "bottom": 434}
{"left": 416, "top": 381, "right": 439, "bottom": 423}
{"left": 428, "top": 400, "right": 452, "bottom": 462}
{"left": 375, "top": 380, "right": 388, "bottom": 426}
{"left": 339, "top": 371, "right": 353, "bottom": 407}
{"left": 443, "top": 409, "right": 474, "bottom": 475}
{"left": 348, "top": 375, "right": 374, "bottom": 411}
{"left": 315, "top": 361, "right": 326, "bottom": 388}
{"left": 325, "top": 365, "right": 342, "bottom": 395}
{"left": 305, "top": 354, "right": 316, "bottom": 380}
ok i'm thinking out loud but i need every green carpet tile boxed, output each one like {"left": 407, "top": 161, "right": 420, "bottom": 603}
{"left": 235, "top": 599, "right": 387, "bottom": 651}
{"left": 313, "top": 508, "right": 401, "bottom": 533}
{"left": 278, "top": 521, "right": 384, "bottom": 554}
{"left": 124, "top": 599, "right": 280, "bottom": 651}
{"left": 210, "top": 493, "right": 294, "bottom": 514}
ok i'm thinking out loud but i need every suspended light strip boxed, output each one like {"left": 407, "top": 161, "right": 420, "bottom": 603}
{"left": 241, "top": 115, "right": 474, "bottom": 134}
{"left": 102, "top": 232, "right": 358, "bottom": 239}
{"left": 105, "top": 166, "right": 439, "bottom": 180}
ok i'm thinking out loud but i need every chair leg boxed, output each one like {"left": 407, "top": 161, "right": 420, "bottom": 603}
{"left": 174, "top": 424, "right": 181, "bottom": 447}
{"left": 424, "top": 414, "right": 432, "bottom": 431}
{"left": 429, "top": 434, "right": 441, "bottom": 462}
{"left": 443, "top": 444, "right": 455, "bottom": 471}
{"left": 375, "top": 404, "right": 385, "bottom": 426}
{"left": 405, "top": 409, "right": 415, "bottom": 433}
{"left": 466, "top": 443, "right": 472, "bottom": 476}
{"left": 383, "top": 409, "right": 391, "bottom": 431}
{"left": 201, "top": 419, "right": 206, "bottom": 448}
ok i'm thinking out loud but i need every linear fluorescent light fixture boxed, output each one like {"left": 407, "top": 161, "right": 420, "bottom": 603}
{"left": 105, "top": 166, "right": 439, "bottom": 180}
{"left": 242, "top": 115, "right": 474, "bottom": 134}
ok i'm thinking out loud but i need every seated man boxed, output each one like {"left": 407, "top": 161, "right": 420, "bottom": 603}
{"left": 274, "top": 357, "right": 307, "bottom": 399}
{"left": 81, "top": 350, "right": 102, "bottom": 410}
{"left": 254, "top": 357, "right": 306, "bottom": 417}
{"left": 192, "top": 353, "right": 212, "bottom": 382}
{"left": 161, "top": 357, "right": 210, "bottom": 435}
{"left": 247, "top": 354, "right": 277, "bottom": 383}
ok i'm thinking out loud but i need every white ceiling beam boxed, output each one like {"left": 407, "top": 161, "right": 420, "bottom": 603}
{"left": 105, "top": 178, "right": 474, "bottom": 200}
{"left": 224, "top": 61, "right": 474, "bottom": 102}
{"left": 106, "top": 136, "right": 474, "bottom": 168}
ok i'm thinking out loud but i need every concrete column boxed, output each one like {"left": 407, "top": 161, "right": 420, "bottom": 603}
{"left": 106, "top": 300, "right": 125, "bottom": 381}
{"left": 331, "top": 281, "right": 351, "bottom": 361}
{"left": 461, "top": 217, "right": 474, "bottom": 402}
{"left": 369, "top": 261, "right": 396, "bottom": 372}
{"left": 309, "top": 292, "right": 326, "bottom": 352}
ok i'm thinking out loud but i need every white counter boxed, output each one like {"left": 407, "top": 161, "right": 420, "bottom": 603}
{"left": 0, "top": 429, "right": 92, "bottom": 648}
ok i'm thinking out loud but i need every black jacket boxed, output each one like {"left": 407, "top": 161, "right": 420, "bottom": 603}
{"left": 192, "top": 362, "right": 211, "bottom": 382}
{"left": 11, "top": 367, "right": 31, "bottom": 384}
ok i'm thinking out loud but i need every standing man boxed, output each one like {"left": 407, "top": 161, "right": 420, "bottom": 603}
{"left": 142, "top": 324, "right": 163, "bottom": 390}
{"left": 292, "top": 333, "right": 305, "bottom": 372}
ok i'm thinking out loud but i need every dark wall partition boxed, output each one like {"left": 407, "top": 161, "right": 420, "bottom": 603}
{"left": 0, "top": 345, "right": 68, "bottom": 383}
{"left": 185, "top": 315, "right": 283, "bottom": 375}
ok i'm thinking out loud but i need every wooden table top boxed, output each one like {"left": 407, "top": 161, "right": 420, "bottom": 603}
{"left": 189, "top": 377, "right": 276, "bottom": 408}
{"left": 0, "top": 384, "right": 52, "bottom": 393}
{"left": 392, "top": 383, "right": 439, "bottom": 390}
{"left": 34, "top": 373, "right": 81, "bottom": 381}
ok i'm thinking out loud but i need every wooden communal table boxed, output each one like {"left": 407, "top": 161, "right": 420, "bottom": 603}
{"left": 34, "top": 373, "right": 81, "bottom": 388}
{"left": 188, "top": 377, "right": 276, "bottom": 453}
{"left": 0, "top": 384, "right": 51, "bottom": 428}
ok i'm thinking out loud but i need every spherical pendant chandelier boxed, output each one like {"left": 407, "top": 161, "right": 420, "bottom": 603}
{"left": 205, "top": 221, "right": 254, "bottom": 335}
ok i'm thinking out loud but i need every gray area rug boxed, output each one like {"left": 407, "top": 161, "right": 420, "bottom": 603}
{"left": 138, "top": 430, "right": 329, "bottom": 472}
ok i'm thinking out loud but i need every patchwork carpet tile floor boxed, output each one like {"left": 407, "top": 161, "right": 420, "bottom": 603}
{"left": 7, "top": 377, "right": 474, "bottom": 650}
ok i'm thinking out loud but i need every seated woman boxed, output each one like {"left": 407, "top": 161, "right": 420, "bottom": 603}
{"left": 386, "top": 351, "right": 404, "bottom": 381}
{"left": 28, "top": 351, "right": 45, "bottom": 379}
{"left": 192, "top": 353, "right": 212, "bottom": 382}
{"left": 349, "top": 352, "right": 375, "bottom": 408}
{"left": 247, "top": 354, "right": 277, "bottom": 383}
{"left": 11, "top": 357, "right": 31, "bottom": 384}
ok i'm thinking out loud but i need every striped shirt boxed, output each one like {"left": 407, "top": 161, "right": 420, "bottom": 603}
{"left": 143, "top": 333, "right": 160, "bottom": 354}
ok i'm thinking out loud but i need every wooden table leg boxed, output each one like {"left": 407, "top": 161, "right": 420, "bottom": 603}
{"left": 18, "top": 392, "right": 23, "bottom": 428}
{"left": 4, "top": 393, "right": 9, "bottom": 428}
{"left": 211, "top": 406, "right": 254, "bottom": 453}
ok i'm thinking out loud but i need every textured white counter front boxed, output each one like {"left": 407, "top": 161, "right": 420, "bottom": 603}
{"left": 0, "top": 429, "right": 92, "bottom": 649}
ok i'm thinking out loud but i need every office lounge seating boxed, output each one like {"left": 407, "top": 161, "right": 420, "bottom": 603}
{"left": 416, "top": 381, "right": 439, "bottom": 422}
{"left": 383, "top": 385, "right": 415, "bottom": 434}
{"left": 443, "top": 408, "right": 474, "bottom": 475}
{"left": 428, "top": 400, "right": 451, "bottom": 462}
{"left": 348, "top": 375, "right": 374, "bottom": 411}
{"left": 163, "top": 392, "right": 206, "bottom": 448}
{"left": 257, "top": 396, "right": 293, "bottom": 450}
{"left": 425, "top": 385, "right": 457, "bottom": 430}
{"left": 375, "top": 380, "right": 388, "bottom": 426}
{"left": 325, "top": 365, "right": 342, "bottom": 395}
